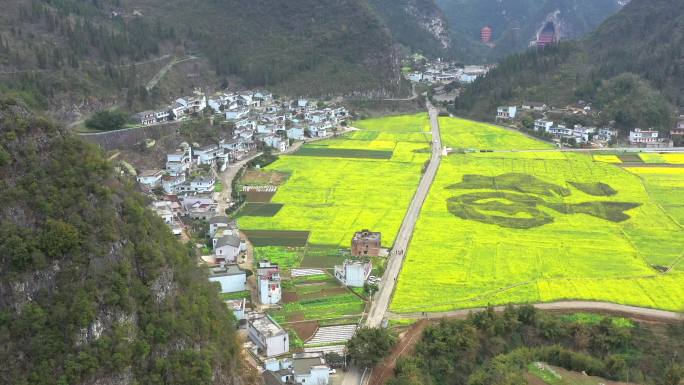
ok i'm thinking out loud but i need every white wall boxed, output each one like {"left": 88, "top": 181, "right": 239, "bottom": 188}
{"left": 209, "top": 273, "right": 246, "bottom": 293}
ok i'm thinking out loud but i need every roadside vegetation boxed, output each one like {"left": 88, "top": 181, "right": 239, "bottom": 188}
{"left": 388, "top": 305, "right": 684, "bottom": 385}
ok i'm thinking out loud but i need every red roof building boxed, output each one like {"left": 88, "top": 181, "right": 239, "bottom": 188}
{"left": 481, "top": 26, "right": 492, "bottom": 43}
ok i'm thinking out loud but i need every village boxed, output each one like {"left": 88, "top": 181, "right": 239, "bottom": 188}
{"left": 127, "top": 87, "right": 382, "bottom": 385}
{"left": 495, "top": 102, "right": 684, "bottom": 148}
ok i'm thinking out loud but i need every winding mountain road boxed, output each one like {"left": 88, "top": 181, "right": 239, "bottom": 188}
{"left": 365, "top": 99, "right": 442, "bottom": 328}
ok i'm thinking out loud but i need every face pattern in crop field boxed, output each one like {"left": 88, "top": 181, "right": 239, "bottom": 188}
{"left": 392, "top": 150, "right": 684, "bottom": 313}
{"left": 238, "top": 113, "right": 430, "bottom": 247}
{"left": 445, "top": 173, "right": 638, "bottom": 229}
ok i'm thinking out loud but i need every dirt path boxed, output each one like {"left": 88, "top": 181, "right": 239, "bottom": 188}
{"left": 145, "top": 55, "right": 197, "bottom": 91}
{"left": 388, "top": 301, "right": 683, "bottom": 322}
{"left": 368, "top": 320, "right": 429, "bottom": 385}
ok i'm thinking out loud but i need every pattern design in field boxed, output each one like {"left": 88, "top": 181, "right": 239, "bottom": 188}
{"left": 445, "top": 173, "right": 638, "bottom": 229}
{"left": 239, "top": 113, "right": 431, "bottom": 247}
{"left": 392, "top": 148, "right": 684, "bottom": 313}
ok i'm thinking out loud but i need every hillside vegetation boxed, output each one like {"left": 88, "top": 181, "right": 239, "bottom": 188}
{"left": 0, "top": 98, "right": 256, "bottom": 385}
{"left": 0, "top": 0, "right": 408, "bottom": 117}
{"left": 389, "top": 306, "right": 684, "bottom": 385}
{"left": 455, "top": 0, "right": 682, "bottom": 131}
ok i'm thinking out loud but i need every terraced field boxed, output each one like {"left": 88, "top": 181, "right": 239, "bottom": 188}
{"left": 391, "top": 118, "right": 684, "bottom": 313}
{"left": 238, "top": 113, "right": 431, "bottom": 247}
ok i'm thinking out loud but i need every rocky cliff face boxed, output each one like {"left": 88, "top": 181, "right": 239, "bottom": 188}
{"left": 0, "top": 99, "right": 260, "bottom": 385}
{"left": 403, "top": 0, "right": 451, "bottom": 49}
{"left": 369, "top": 0, "right": 451, "bottom": 55}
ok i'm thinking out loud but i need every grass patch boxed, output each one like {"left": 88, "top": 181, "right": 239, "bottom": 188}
{"left": 214, "top": 181, "right": 224, "bottom": 192}
{"left": 242, "top": 230, "right": 310, "bottom": 247}
{"left": 220, "top": 291, "right": 250, "bottom": 301}
{"left": 269, "top": 292, "right": 365, "bottom": 322}
{"left": 294, "top": 146, "right": 394, "bottom": 159}
{"left": 237, "top": 202, "right": 283, "bottom": 217}
{"left": 560, "top": 313, "right": 634, "bottom": 328}
{"left": 254, "top": 246, "right": 303, "bottom": 269}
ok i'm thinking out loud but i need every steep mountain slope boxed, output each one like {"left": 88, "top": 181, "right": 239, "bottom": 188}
{"left": 0, "top": 0, "right": 400, "bottom": 117}
{"left": 437, "top": 0, "right": 625, "bottom": 63}
{"left": 0, "top": 98, "right": 259, "bottom": 385}
{"left": 455, "top": 0, "right": 682, "bottom": 131}
{"left": 368, "top": 0, "right": 451, "bottom": 57}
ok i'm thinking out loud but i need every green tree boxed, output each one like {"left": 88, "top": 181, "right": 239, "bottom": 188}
{"left": 346, "top": 327, "right": 396, "bottom": 368}
{"left": 85, "top": 110, "right": 128, "bottom": 131}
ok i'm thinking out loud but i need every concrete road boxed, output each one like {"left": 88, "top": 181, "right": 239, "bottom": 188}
{"left": 365, "top": 100, "right": 442, "bottom": 328}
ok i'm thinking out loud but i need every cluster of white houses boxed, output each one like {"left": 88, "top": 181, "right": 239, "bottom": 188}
{"left": 497, "top": 102, "right": 675, "bottom": 147}
{"left": 406, "top": 60, "right": 491, "bottom": 85}
{"left": 533, "top": 118, "right": 617, "bottom": 144}
{"left": 134, "top": 89, "right": 348, "bottom": 148}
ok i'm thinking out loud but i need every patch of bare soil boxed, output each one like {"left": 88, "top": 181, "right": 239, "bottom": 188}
{"left": 282, "top": 291, "right": 299, "bottom": 303}
{"left": 291, "top": 321, "right": 319, "bottom": 341}
{"left": 242, "top": 170, "right": 290, "bottom": 185}
{"left": 288, "top": 312, "right": 305, "bottom": 322}
{"left": 297, "top": 287, "right": 348, "bottom": 300}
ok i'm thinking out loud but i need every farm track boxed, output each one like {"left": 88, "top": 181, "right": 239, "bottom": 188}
{"left": 388, "top": 301, "right": 683, "bottom": 322}
{"left": 365, "top": 99, "right": 442, "bottom": 328}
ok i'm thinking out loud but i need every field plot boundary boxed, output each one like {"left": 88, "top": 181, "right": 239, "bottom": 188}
{"left": 292, "top": 146, "right": 394, "bottom": 159}
{"left": 242, "top": 230, "right": 310, "bottom": 247}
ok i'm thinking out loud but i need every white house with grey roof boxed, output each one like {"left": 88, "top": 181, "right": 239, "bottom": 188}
{"left": 209, "top": 216, "right": 231, "bottom": 237}
{"left": 292, "top": 352, "right": 330, "bottom": 385}
{"left": 208, "top": 264, "right": 246, "bottom": 293}
{"left": 215, "top": 234, "right": 241, "bottom": 263}
{"left": 247, "top": 312, "right": 289, "bottom": 358}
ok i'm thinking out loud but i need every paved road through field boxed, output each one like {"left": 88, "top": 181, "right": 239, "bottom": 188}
{"left": 365, "top": 100, "right": 442, "bottom": 328}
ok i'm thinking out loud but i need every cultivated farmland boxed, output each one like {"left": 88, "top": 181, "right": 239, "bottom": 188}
{"left": 392, "top": 133, "right": 684, "bottom": 312}
{"left": 438, "top": 116, "right": 555, "bottom": 150}
{"left": 238, "top": 113, "right": 431, "bottom": 247}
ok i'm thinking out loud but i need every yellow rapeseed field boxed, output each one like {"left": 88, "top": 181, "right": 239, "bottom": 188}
{"left": 238, "top": 113, "right": 431, "bottom": 247}
{"left": 392, "top": 150, "right": 684, "bottom": 312}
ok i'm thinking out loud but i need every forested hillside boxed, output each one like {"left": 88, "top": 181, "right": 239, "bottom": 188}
{"left": 0, "top": 0, "right": 404, "bottom": 119}
{"left": 437, "top": 0, "right": 624, "bottom": 63}
{"left": 455, "top": 0, "right": 682, "bottom": 132}
{"left": 389, "top": 306, "right": 684, "bottom": 385}
{"left": 368, "top": 0, "right": 451, "bottom": 57}
{"left": 0, "top": 98, "right": 259, "bottom": 385}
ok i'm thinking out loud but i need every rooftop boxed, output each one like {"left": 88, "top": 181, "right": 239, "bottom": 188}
{"left": 353, "top": 230, "right": 381, "bottom": 241}
{"left": 209, "top": 215, "right": 230, "bottom": 225}
{"left": 216, "top": 235, "right": 241, "bottom": 248}
{"left": 210, "top": 264, "right": 245, "bottom": 277}
{"left": 139, "top": 169, "right": 163, "bottom": 177}
{"left": 292, "top": 352, "right": 327, "bottom": 376}
{"left": 249, "top": 313, "right": 286, "bottom": 337}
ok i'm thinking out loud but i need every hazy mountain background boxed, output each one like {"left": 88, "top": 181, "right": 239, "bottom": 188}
{"left": 454, "top": 0, "right": 683, "bottom": 132}
{"left": 437, "top": 0, "right": 627, "bottom": 63}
